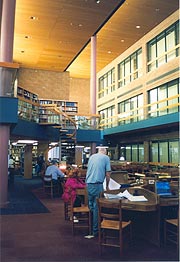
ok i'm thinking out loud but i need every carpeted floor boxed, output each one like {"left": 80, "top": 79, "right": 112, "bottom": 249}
{"left": 0, "top": 176, "right": 50, "bottom": 215}
{"left": 0, "top": 176, "right": 179, "bottom": 262}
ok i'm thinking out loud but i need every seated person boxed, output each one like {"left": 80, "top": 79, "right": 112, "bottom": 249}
{"left": 45, "top": 159, "right": 65, "bottom": 196}
{"left": 62, "top": 168, "right": 86, "bottom": 207}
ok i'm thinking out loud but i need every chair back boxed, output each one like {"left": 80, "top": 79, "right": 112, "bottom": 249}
{"left": 43, "top": 174, "right": 52, "bottom": 182}
{"left": 76, "top": 187, "right": 88, "bottom": 205}
{"left": 97, "top": 197, "right": 122, "bottom": 224}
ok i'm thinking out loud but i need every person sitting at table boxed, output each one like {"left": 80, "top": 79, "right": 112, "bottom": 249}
{"left": 45, "top": 159, "right": 65, "bottom": 196}
{"left": 62, "top": 168, "right": 86, "bottom": 207}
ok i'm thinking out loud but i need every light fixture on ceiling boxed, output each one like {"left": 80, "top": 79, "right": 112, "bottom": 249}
{"left": 30, "top": 16, "right": 38, "bottom": 20}
{"left": 14, "top": 140, "right": 38, "bottom": 145}
{"left": 136, "top": 25, "right": 141, "bottom": 29}
{"left": 96, "top": 0, "right": 100, "bottom": 3}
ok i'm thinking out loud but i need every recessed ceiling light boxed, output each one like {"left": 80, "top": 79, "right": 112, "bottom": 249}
{"left": 107, "top": 51, "right": 111, "bottom": 54}
{"left": 78, "top": 24, "right": 83, "bottom": 27}
{"left": 121, "top": 39, "right": 125, "bottom": 42}
{"left": 30, "top": 16, "right": 38, "bottom": 20}
{"left": 25, "top": 35, "right": 31, "bottom": 39}
{"left": 96, "top": 0, "right": 100, "bottom": 3}
{"left": 136, "top": 25, "right": 140, "bottom": 29}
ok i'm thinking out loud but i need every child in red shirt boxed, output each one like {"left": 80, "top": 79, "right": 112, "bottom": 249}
{"left": 62, "top": 168, "right": 86, "bottom": 207}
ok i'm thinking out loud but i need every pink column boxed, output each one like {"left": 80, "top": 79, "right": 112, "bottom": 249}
{"left": 90, "top": 35, "right": 97, "bottom": 115}
{"left": 0, "top": 0, "right": 16, "bottom": 62}
{"left": 0, "top": 0, "right": 16, "bottom": 207}
{"left": 90, "top": 35, "right": 97, "bottom": 154}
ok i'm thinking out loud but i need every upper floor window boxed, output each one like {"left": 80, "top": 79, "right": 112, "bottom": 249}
{"left": 99, "top": 105, "right": 115, "bottom": 129}
{"left": 118, "top": 94, "right": 144, "bottom": 125}
{"left": 98, "top": 68, "right": 115, "bottom": 99}
{"left": 148, "top": 79, "right": 179, "bottom": 117}
{"left": 118, "top": 48, "right": 142, "bottom": 88}
{"left": 147, "top": 21, "right": 179, "bottom": 72}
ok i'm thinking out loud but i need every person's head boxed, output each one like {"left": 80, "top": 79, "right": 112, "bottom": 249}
{"left": 68, "top": 168, "right": 79, "bottom": 178}
{"left": 51, "top": 159, "right": 58, "bottom": 165}
{"left": 98, "top": 147, "right": 107, "bottom": 155}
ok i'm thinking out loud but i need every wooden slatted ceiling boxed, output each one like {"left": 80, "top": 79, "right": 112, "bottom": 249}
{"left": 13, "top": 0, "right": 179, "bottom": 78}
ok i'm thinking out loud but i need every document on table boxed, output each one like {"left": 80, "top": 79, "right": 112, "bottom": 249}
{"left": 103, "top": 178, "right": 121, "bottom": 190}
{"left": 104, "top": 189, "right": 148, "bottom": 201}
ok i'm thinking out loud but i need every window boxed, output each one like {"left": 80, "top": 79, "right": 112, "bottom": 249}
{"left": 118, "top": 94, "right": 143, "bottom": 125}
{"left": 151, "top": 142, "right": 159, "bottom": 162}
{"left": 99, "top": 105, "right": 115, "bottom": 129}
{"left": 118, "top": 48, "right": 142, "bottom": 88}
{"left": 169, "top": 141, "right": 179, "bottom": 163}
{"left": 122, "top": 144, "right": 144, "bottom": 162}
{"left": 98, "top": 68, "right": 115, "bottom": 98}
{"left": 150, "top": 140, "right": 179, "bottom": 164}
{"left": 159, "top": 142, "right": 168, "bottom": 163}
{"left": 147, "top": 21, "right": 179, "bottom": 72}
{"left": 148, "top": 79, "right": 179, "bottom": 118}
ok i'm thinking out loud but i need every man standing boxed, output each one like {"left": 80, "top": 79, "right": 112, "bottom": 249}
{"left": 85, "top": 147, "right": 111, "bottom": 237}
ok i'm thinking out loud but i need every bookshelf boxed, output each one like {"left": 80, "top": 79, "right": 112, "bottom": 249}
{"left": 16, "top": 87, "right": 78, "bottom": 126}
{"left": 39, "top": 99, "right": 78, "bottom": 125}
{"left": 17, "top": 86, "right": 39, "bottom": 122}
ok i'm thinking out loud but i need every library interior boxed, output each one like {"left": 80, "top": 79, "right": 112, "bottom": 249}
{"left": 0, "top": 1, "right": 179, "bottom": 261}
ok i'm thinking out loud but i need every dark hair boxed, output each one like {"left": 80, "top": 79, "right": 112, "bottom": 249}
{"left": 51, "top": 160, "right": 58, "bottom": 165}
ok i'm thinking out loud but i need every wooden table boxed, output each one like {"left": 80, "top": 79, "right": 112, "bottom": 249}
{"left": 101, "top": 187, "right": 179, "bottom": 247}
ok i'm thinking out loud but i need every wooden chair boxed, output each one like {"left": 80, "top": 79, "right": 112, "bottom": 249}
{"left": 164, "top": 217, "right": 179, "bottom": 249}
{"left": 61, "top": 180, "right": 71, "bottom": 220}
{"left": 71, "top": 188, "right": 91, "bottom": 235}
{"left": 43, "top": 174, "right": 59, "bottom": 198}
{"left": 96, "top": 197, "right": 132, "bottom": 256}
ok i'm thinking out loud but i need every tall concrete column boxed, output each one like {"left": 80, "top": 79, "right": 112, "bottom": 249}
{"left": 0, "top": 0, "right": 16, "bottom": 207}
{"left": 0, "top": 125, "right": 10, "bottom": 206}
{"left": 90, "top": 35, "right": 97, "bottom": 154}
{"left": 24, "top": 145, "right": 33, "bottom": 179}
{"left": 75, "top": 146, "right": 83, "bottom": 167}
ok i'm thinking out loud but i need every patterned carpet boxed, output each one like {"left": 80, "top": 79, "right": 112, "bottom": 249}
{"left": 0, "top": 176, "right": 50, "bottom": 215}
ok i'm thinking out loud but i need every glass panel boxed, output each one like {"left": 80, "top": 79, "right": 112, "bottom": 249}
{"left": 131, "top": 53, "right": 137, "bottom": 80}
{"left": 151, "top": 142, "right": 158, "bottom": 162}
{"left": 169, "top": 140, "right": 179, "bottom": 164}
{"left": 104, "top": 74, "right": 108, "bottom": 95}
{"left": 118, "top": 63, "right": 124, "bottom": 87}
{"left": 139, "top": 144, "right": 144, "bottom": 162}
{"left": 148, "top": 40, "right": 156, "bottom": 71}
{"left": 157, "top": 34, "right": 166, "bottom": 66}
{"left": 137, "top": 49, "right": 142, "bottom": 77}
{"left": 107, "top": 71, "right": 111, "bottom": 87}
{"left": 118, "top": 102, "right": 125, "bottom": 125}
{"left": 149, "top": 89, "right": 158, "bottom": 117}
{"left": 168, "top": 81, "right": 178, "bottom": 113}
{"left": 158, "top": 85, "right": 167, "bottom": 116}
{"left": 159, "top": 142, "right": 168, "bottom": 163}
{"left": 132, "top": 145, "right": 138, "bottom": 162}
{"left": 111, "top": 68, "right": 115, "bottom": 92}
{"left": 125, "top": 145, "right": 131, "bottom": 162}
{"left": 138, "top": 94, "right": 144, "bottom": 120}
{"left": 166, "top": 27, "right": 176, "bottom": 61}
{"left": 124, "top": 100, "right": 131, "bottom": 123}
{"left": 130, "top": 96, "right": 137, "bottom": 122}
{"left": 124, "top": 58, "right": 131, "bottom": 85}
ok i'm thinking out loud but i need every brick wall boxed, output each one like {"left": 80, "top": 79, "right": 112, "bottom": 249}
{"left": 18, "top": 68, "right": 90, "bottom": 115}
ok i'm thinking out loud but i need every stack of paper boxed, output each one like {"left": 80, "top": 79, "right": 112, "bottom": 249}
{"left": 104, "top": 189, "right": 148, "bottom": 202}
{"left": 103, "top": 178, "right": 121, "bottom": 190}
